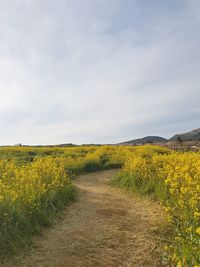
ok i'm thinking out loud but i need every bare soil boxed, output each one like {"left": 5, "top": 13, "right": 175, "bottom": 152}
{"left": 4, "top": 170, "right": 167, "bottom": 267}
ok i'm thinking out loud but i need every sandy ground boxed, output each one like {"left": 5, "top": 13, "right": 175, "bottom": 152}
{"left": 4, "top": 170, "right": 167, "bottom": 267}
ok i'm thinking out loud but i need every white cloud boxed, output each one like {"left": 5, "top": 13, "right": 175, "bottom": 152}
{"left": 0, "top": 0, "right": 199, "bottom": 144}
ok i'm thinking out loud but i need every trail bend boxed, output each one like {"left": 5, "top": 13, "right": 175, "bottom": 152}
{"left": 6, "top": 170, "right": 166, "bottom": 267}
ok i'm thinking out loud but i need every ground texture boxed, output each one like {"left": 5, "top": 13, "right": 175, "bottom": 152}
{"left": 5, "top": 170, "right": 167, "bottom": 267}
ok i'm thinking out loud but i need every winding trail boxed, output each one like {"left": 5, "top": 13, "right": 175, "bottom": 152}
{"left": 7, "top": 170, "right": 166, "bottom": 267}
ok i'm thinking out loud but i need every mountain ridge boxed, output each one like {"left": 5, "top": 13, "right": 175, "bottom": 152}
{"left": 169, "top": 128, "right": 200, "bottom": 142}
{"left": 117, "top": 136, "right": 167, "bottom": 145}
{"left": 117, "top": 128, "right": 200, "bottom": 146}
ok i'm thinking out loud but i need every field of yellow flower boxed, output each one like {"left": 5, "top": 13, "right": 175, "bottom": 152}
{"left": 112, "top": 145, "right": 200, "bottom": 266}
{"left": 0, "top": 145, "right": 122, "bottom": 260}
{"left": 0, "top": 145, "right": 199, "bottom": 266}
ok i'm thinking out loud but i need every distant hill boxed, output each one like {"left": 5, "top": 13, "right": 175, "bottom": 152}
{"left": 117, "top": 136, "right": 167, "bottom": 145}
{"left": 169, "top": 128, "right": 200, "bottom": 142}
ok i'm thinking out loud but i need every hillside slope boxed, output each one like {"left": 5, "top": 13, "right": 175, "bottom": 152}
{"left": 170, "top": 128, "right": 200, "bottom": 142}
{"left": 118, "top": 136, "right": 167, "bottom": 145}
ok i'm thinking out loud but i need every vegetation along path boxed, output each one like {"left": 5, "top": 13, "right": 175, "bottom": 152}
{"left": 7, "top": 170, "right": 167, "bottom": 267}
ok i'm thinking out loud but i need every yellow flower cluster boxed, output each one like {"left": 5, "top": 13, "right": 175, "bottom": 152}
{"left": 120, "top": 147, "right": 200, "bottom": 266}
{"left": 0, "top": 156, "right": 75, "bottom": 258}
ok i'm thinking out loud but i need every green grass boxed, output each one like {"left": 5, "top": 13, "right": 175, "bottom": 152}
{"left": 0, "top": 184, "right": 77, "bottom": 262}
{"left": 111, "top": 171, "right": 168, "bottom": 202}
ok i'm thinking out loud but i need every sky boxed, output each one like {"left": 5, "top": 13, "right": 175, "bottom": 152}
{"left": 0, "top": 0, "right": 200, "bottom": 145}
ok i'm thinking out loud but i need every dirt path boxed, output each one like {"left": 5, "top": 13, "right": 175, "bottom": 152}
{"left": 6, "top": 170, "right": 167, "bottom": 267}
